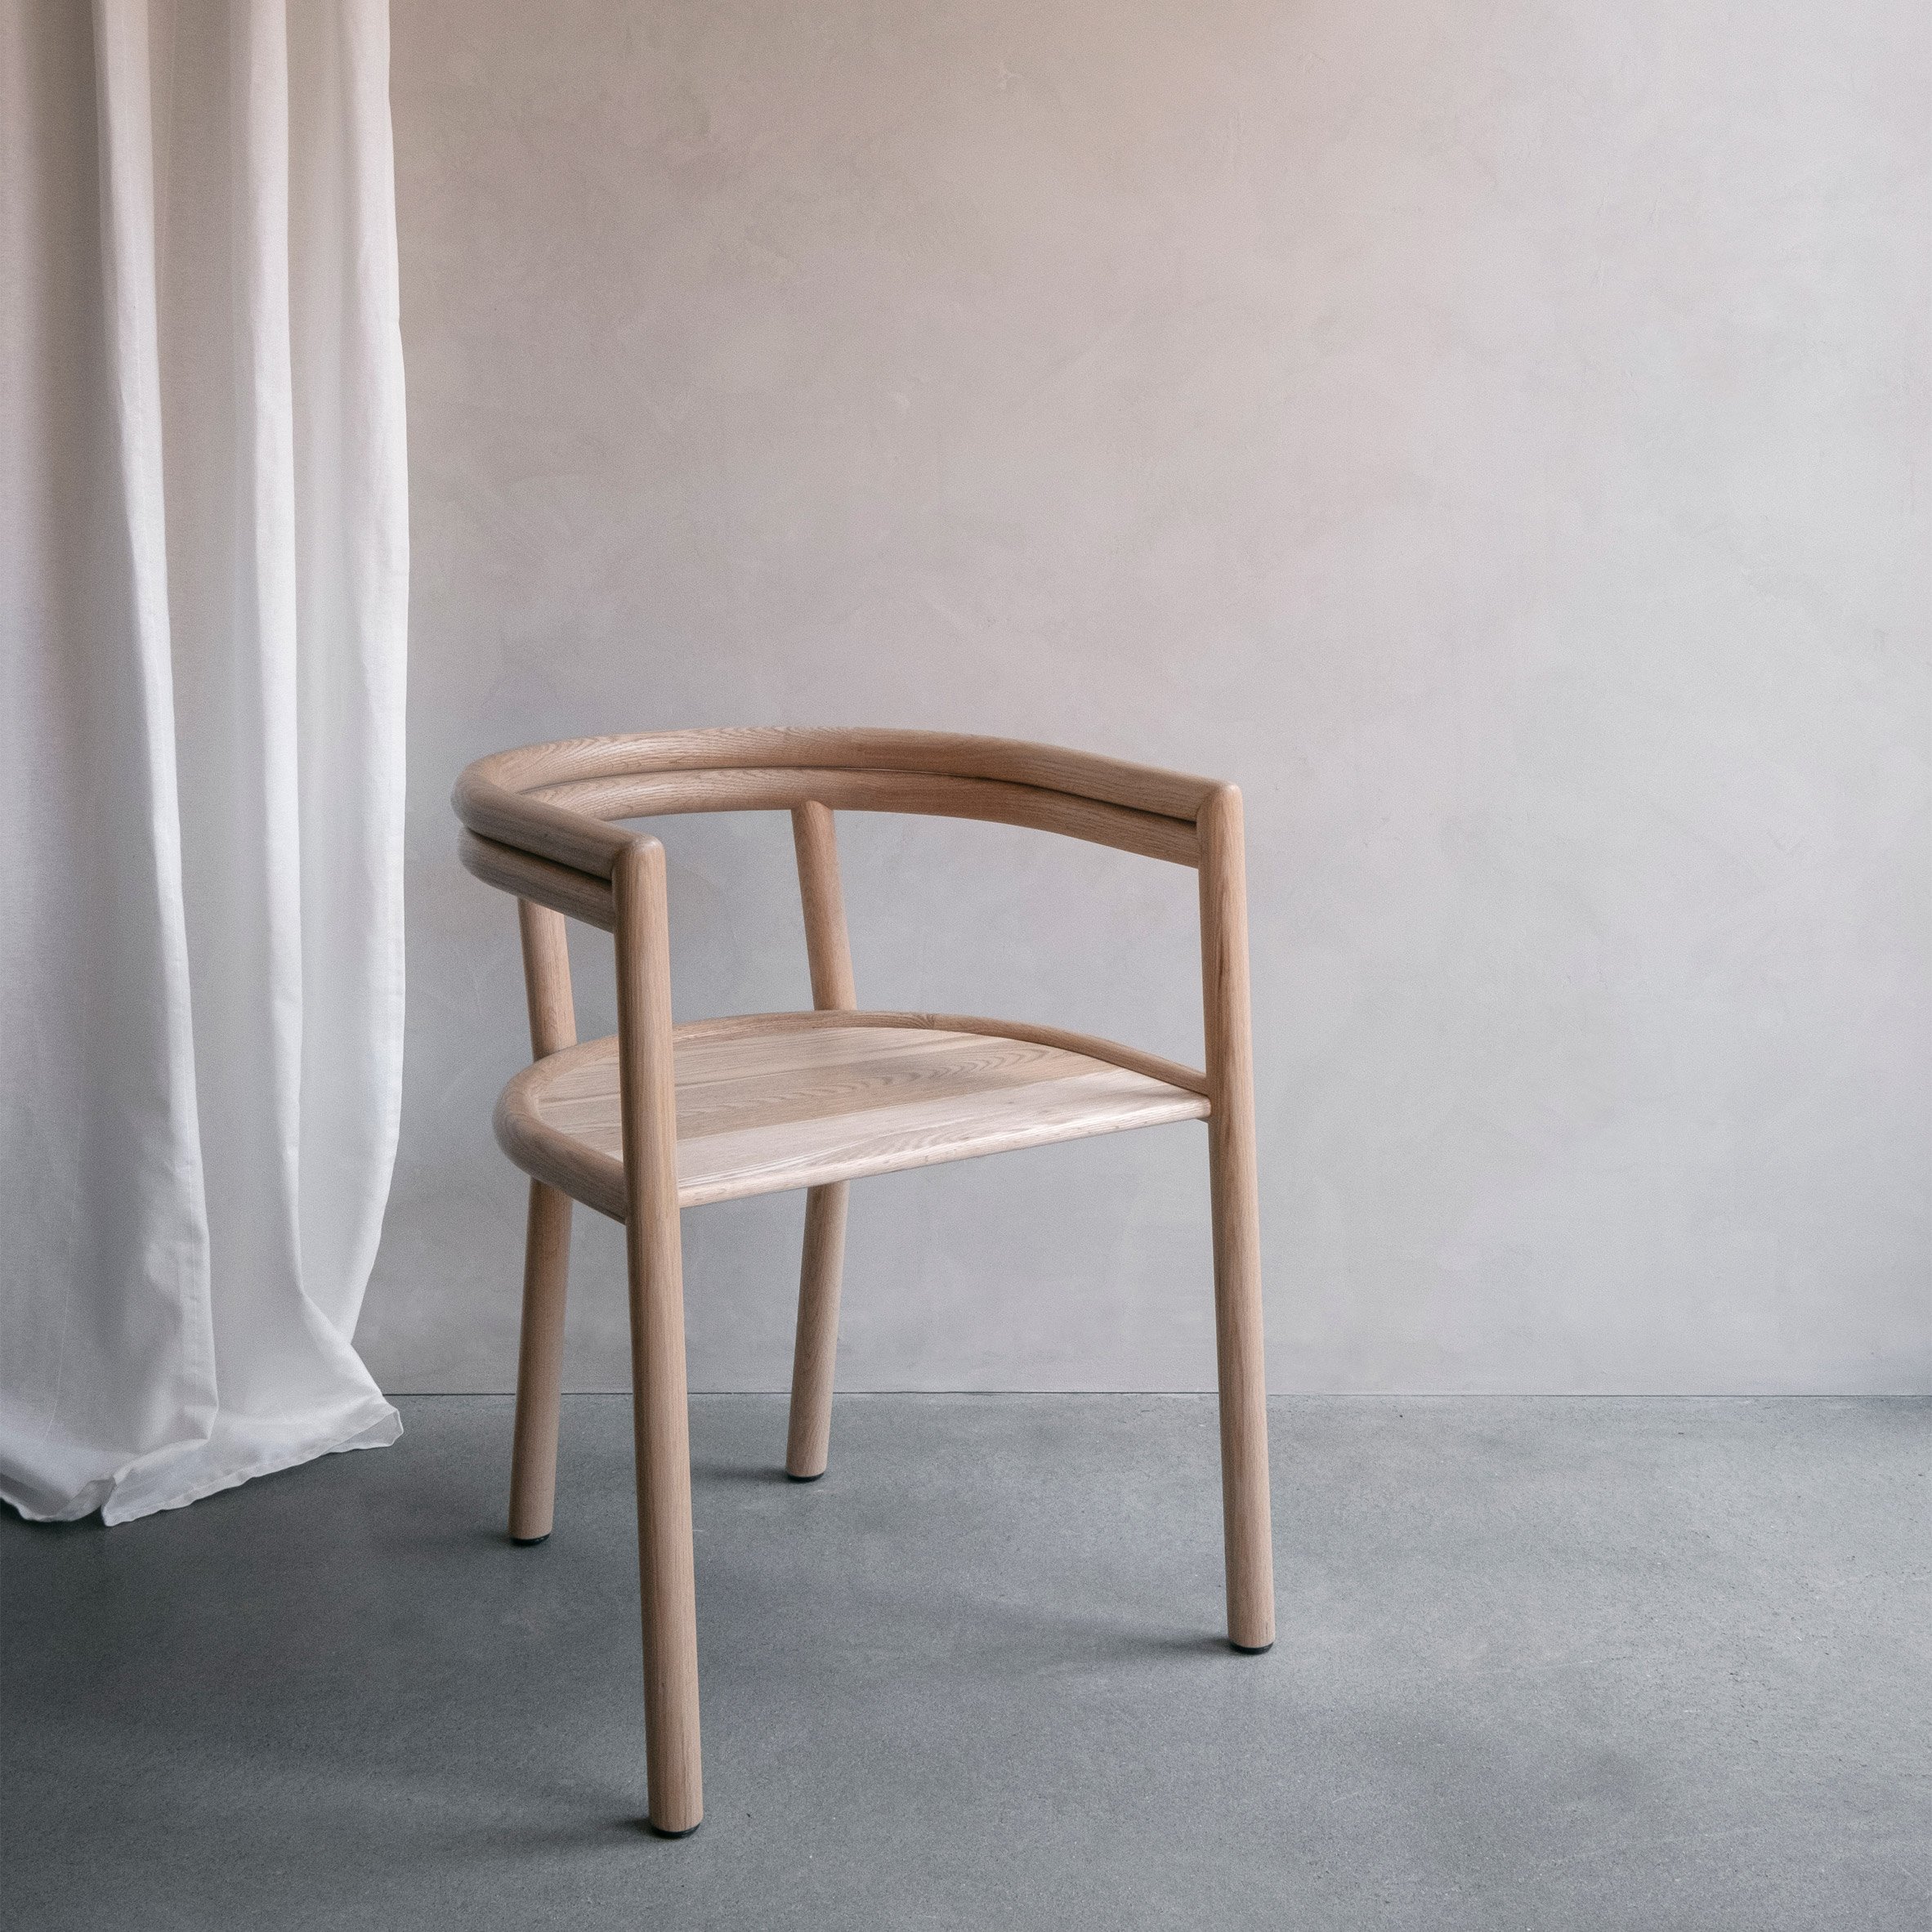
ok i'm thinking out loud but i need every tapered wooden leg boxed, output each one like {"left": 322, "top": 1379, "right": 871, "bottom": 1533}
{"left": 613, "top": 839, "right": 703, "bottom": 1836}
{"left": 785, "top": 802, "right": 856, "bottom": 1484}
{"left": 1198, "top": 784, "right": 1276, "bottom": 1653}
{"left": 508, "top": 1179, "right": 573, "bottom": 1542}
{"left": 785, "top": 1182, "right": 848, "bottom": 1478}
{"left": 509, "top": 897, "right": 579, "bottom": 1544}
{"left": 1208, "top": 1107, "right": 1274, "bottom": 1651}
{"left": 624, "top": 1196, "right": 703, "bottom": 1834}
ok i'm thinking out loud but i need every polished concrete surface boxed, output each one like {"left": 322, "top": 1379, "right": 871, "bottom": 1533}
{"left": 7, "top": 1395, "right": 1927, "bottom": 1930}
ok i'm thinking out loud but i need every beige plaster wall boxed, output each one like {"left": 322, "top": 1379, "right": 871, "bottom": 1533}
{"left": 363, "top": 0, "right": 1931, "bottom": 1393}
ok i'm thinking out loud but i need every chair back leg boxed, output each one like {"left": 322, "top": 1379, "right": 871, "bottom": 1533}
{"left": 508, "top": 901, "right": 579, "bottom": 1543}
{"left": 785, "top": 1181, "right": 849, "bottom": 1478}
{"left": 508, "top": 1179, "right": 573, "bottom": 1541}
{"left": 785, "top": 803, "right": 858, "bottom": 1478}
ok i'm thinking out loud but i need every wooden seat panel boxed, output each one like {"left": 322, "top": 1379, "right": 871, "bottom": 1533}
{"left": 496, "top": 1017, "right": 1210, "bottom": 1216}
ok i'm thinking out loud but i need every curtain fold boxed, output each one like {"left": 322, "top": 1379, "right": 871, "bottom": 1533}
{"left": 0, "top": 0, "right": 406, "bottom": 1524}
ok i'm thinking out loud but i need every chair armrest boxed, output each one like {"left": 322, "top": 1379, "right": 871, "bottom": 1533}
{"left": 453, "top": 766, "right": 633, "bottom": 879}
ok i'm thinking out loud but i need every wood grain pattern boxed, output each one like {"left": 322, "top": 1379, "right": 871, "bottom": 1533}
{"left": 1198, "top": 785, "right": 1275, "bottom": 1652}
{"left": 460, "top": 725, "right": 1220, "bottom": 834}
{"left": 517, "top": 900, "right": 577, "bottom": 1058}
{"left": 613, "top": 839, "right": 704, "bottom": 1836}
{"left": 786, "top": 804, "right": 856, "bottom": 1480}
{"left": 458, "top": 829, "right": 615, "bottom": 929}
{"left": 507, "top": 901, "right": 579, "bottom": 1543}
{"left": 497, "top": 1020, "right": 1212, "bottom": 1220}
{"left": 785, "top": 1180, "right": 847, "bottom": 1481}
{"left": 530, "top": 767, "right": 1200, "bottom": 867}
{"left": 457, "top": 727, "right": 1277, "bottom": 1822}
{"left": 455, "top": 768, "right": 632, "bottom": 878}
{"left": 790, "top": 803, "right": 856, "bottom": 1010}
{"left": 507, "top": 1179, "right": 572, "bottom": 1543}
{"left": 673, "top": 1008, "right": 1210, "bottom": 1098}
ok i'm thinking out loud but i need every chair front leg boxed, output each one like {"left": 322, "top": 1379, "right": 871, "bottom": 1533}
{"left": 624, "top": 1184, "right": 703, "bottom": 1832}
{"left": 615, "top": 838, "right": 704, "bottom": 1835}
{"left": 1199, "top": 785, "right": 1276, "bottom": 1653}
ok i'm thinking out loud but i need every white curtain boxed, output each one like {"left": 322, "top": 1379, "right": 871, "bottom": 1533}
{"left": 0, "top": 0, "right": 406, "bottom": 1523}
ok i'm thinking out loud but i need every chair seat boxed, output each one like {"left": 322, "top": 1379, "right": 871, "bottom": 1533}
{"left": 494, "top": 1014, "right": 1211, "bottom": 1217}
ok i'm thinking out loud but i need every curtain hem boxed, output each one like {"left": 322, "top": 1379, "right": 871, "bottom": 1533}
{"left": 0, "top": 1395, "right": 403, "bottom": 1527}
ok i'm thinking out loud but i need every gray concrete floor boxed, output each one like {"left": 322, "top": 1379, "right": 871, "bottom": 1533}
{"left": 5, "top": 1395, "right": 1928, "bottom": 1930}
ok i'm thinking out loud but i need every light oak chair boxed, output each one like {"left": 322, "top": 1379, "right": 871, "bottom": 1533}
{"left": 454, "top": 727, "right": 1273, "bottom": 1836}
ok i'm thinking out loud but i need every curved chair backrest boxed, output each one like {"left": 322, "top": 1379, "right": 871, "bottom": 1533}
{"left": 454, "top": 727, "right": 1239, "bottom": 932}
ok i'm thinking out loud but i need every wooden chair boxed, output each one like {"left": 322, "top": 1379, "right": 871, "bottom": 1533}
{"left": 453, "top": 728, "right": 1274, "bottom": 1836}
